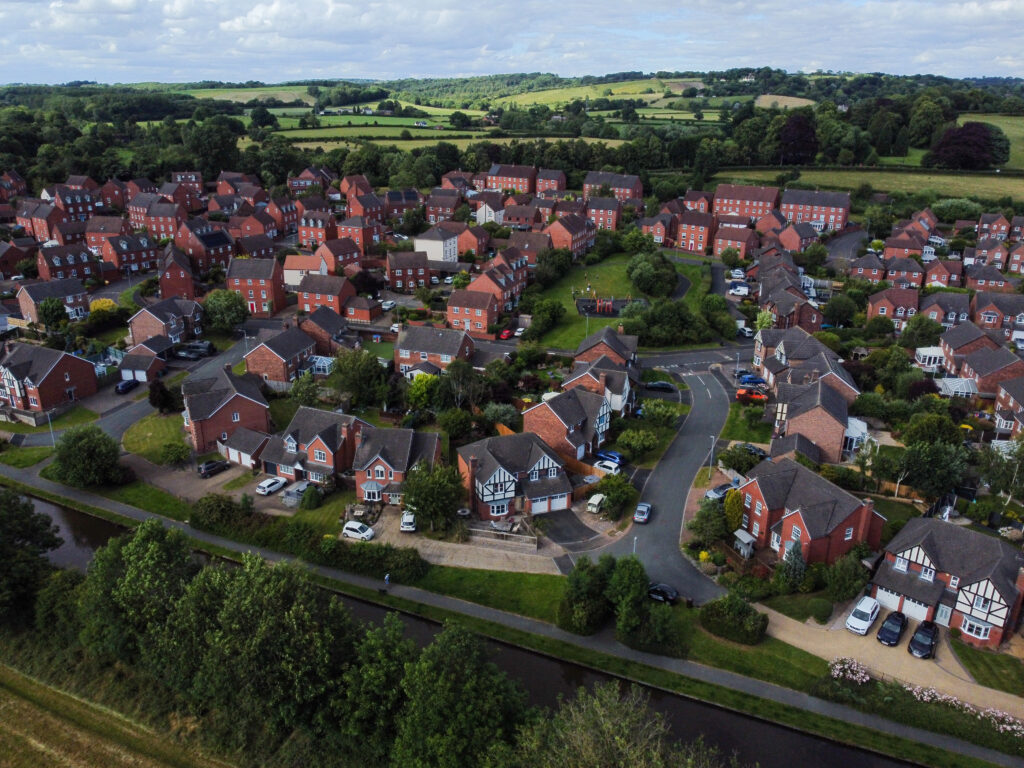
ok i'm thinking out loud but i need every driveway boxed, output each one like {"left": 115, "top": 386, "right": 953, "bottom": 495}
{"left": 543, "top": 508, "right": 603, "bottom": 550}
{"left": 603, "top": 370, "right": 730, "bottom": 605}
{"left": 826, "top": 229, "right": 868, "bottom": 265}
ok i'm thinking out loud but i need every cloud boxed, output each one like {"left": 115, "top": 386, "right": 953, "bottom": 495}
{"left": 0, "top": 0, "right": 1019, "bottom": 84}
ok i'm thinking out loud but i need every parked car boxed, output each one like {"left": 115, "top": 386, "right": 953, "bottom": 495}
{"left": 514, "top": 327, "right": 526, "bottom": 337}
{"left": 733, "top": 368, "right": 754, "bottom": 379}
{"left": 595, "top": 450, "right": 626, "bottom": 465}
{"left": 400, "top": 511, "right": 417, "bottom": 532}
{"left": 182, "top": 340, "right": 214, "bottom": 356}
{"left": 633, "top": 502, "right": 652, "bottom": 524}
{"left": 443, "top": 275, "right": 454, "bottom": 284}
{"left": 256, "top": 477, "right": 287, "bottom": 496}
{"left": 430, "top": 275, "right": 439, "bottom": 285}
{"left": 736, "top": 326, "right": 755, "bottom": 338}
{"left": 197, "top": 459, "right": 229, "bottom": 479}
{"left": 499, "top": 328, "right": 514, "bottom": 340}
{"left": 845, "top": 596, "right": 881, "bottom": 635}
{"left": 738, "top": 374, "right": 766, "bottom": 386}
{"left": 730, "top": 268, "right": 746, "bottom": 280}
{"left": 645, "top": 380, "right": 676, "bottom": 392}
{"left": 876, "top": 611, "right": 908, "bottom": 647}
{"left": 736, "top": 388, "right": 767, "bottom": 404}
{"left": 647, "top": 583, "right": 679, "bottom": 604}
{"left": 594, "top": 459, "right": 621, "bottom": 475}
{"left": 381, "top": 300, "right": 397, "bottom": 311}
{"left": 704, "top": 483, "right": 734, "bottom": 501}
{"left": 456, "top": 507, "right": 472, "bottom": 518}
{"left": 908, "top": 620, "right": 939, "bottom": 659}
{"left": 342, "top": 520, "right": 375, "bottom": 541}
{"left": 728, "top": 285, "right": 750, "bottom": 297}
{"left": 173, "top": 348, "right": 203, "bottom": 361}
{"left": 739, "top": 443, "right": 767, "bottom": 458}
{"left": 390, "top": 323, "right": 401, "bottom": 333}
{"left": 114, "top": 379, "right": 140, "bottom": 394}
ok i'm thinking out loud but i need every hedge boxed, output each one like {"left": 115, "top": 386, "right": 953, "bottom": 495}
{"left": 699, "top": 593, "right": 768, "bottom": 645}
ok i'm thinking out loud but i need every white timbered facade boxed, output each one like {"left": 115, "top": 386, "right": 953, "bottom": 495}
{"left": 871, "top": 518, "right": 1024, "bottom": 647}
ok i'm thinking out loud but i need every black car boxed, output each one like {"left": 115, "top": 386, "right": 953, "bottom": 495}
{"left": 645, "top": 380, "right": 676, "bottom": 392}
{"left": 197, "top": 459, "right": 229, "bottom": 479}
{"left": 114, "top": 379, "right": 140, "bottom": 394}
{"left": 183, "top": 340, "right": 215, "bottom": 356}
{"left": 739, "top": 442, "right": 767, "bottom": 458}
{"left": 647, "top": 583, "right": 679, "bottom": 604}
{"left": 876, "top": 611, "right": 907, "bottom": 647}
{"left": 174, "top": 348, "right": 203, "bottom": 361}
{"left": 908, "top": 620, "right": 939, "bottom": 659}
{"left": 733, "top": 368, "right": 754, "bottom": 379}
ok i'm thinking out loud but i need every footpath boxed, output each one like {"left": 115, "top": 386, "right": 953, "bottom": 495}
{"left": 0, "top": 460, "right": 1019, "bottom": 768}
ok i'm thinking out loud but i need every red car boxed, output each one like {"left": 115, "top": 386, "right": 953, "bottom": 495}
{"left": 499, "top": 329, "right": 514, "bottom": 339}
{"left": 736, "top": 388, "right": 767, "bottom": 403}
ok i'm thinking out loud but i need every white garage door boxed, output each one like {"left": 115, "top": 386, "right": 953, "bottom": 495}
{"left": 134, "top": 369, "right": 148, "bottom": 382}
{"left": 533, "top": 497, "right": 549, "bottom": 513}
{"left": 903, "top": 597, "right": 930, "bottom": 622}
{"left": 121, "top": 369, "right": 135, "bottom": 381}
{"left": 875, "top": 586, "right": 902, "bottom": 611}
{"left": 228, "top": 448, "right": 240, "bottom": 464}
{"left": 549, "top": 494, "right": 569, "bottom": 511}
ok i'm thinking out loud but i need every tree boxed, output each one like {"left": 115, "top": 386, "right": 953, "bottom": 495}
{"left": 34, "top": 569, "right": 84, "bottom": 648}
{"left": 718, "top": 445, "right": 760, "bottom": 476}
{"left": 824, "top": 553, "right": 867, "bottom": 602}
{"left": 402, "top": 462, "right": 463, "bottom": 532}
{"left": 898, "top": 313, "right": 943, "bottom": 348}
{"left": 723, "top": 489, "right": 744, "bottom": 532}
{"left": 407, "top": 375, "right": 439, "bottom": 412}
{"left": 687, "top": 498, "right": 728, "bottom": 546}
{"left": 290, "top": 371, "right": 320, "bottom": 407}
{"left": 593, "top": 474, "right": 636, "bottom": 520}
{"left": 924, "top": 122, "right": 1011, "bottom": 170}
{"left": 605, "top": 556, "right": 649, "bottom": 638}
{"left": 158, "top": 441, "right": 191, "bottom": 467}
{"left": 775, "top": 546, "right": 806, "bottom": 594}
{"left": 864, "top": 315, "right": 895, "bottom": 338}
{"left": 639, "top": 398, "right": 678, "bottom": 428}
{"left": 451, "top": 270, "right": 471, "bottom": 289}
{"left": 823, "top": 294, "right": 857, "bottom": 327}
{"left": 718, "top": 247, "right": 740, "bottom": 269}
{"left": 482, "top": 401, "right": 520, "bottom": 431}
{"left": 755, "top": 310, "right": 774, "bottom": 330}
{"left": 0, "top": 490, "right": 61, "bottom": 625}
{"left": 437, "top": 408, "right": 472, "bottom": 440}
{"left": 627, "top": 251, "right": 676, "bottom": 297}
{"left": 15, "top": 257, "right": 38, "bottom": 279}
{"left": 148, "top": 379, "right": 180, "bottom": 413}
{"left": 54, "top": 425, "right": 123, "bottom": 487}
{"left": 615, "top": 429, "right": 658, "bottom": 459}
{"left": 907, "top": 98, "right": 945, "bottom": 148}
{"left": 393, "top": 621, "right": 526, "bottom": 768}
{"left": 335, "top": 348, "right": 387, "bottom": 407}
{"left": 203, "top": 289, "right": 248, "bottom": 332}
{"left": 89, "top": 297, "right": 117, "bottom": 314}
{"left": 901, "top": 442, "right": 969, "bottom": 499}
{"left": 37, "top": 296, "right": 68, "bottom": 329}
{"left": 449, "top": 111, "right": 471, "bottom": 129}
{"left": 901, "top": 412, "right": 961, "bottom": 446}
{"left": 556, "top": 554, "right": 615, "bottom": 635}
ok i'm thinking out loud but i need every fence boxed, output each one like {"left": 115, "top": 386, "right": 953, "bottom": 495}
{"left": 465, "top": 523, "right": 538, "bottom": 551}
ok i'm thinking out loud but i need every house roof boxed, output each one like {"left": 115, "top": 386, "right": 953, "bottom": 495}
{"left": 872, "top": 559, "right": 948, "bottom": 606}
{"left": 297, "top": 273, "right": 351, "bottom": 296}
{"left": 586, "top": 197, "right": 620, "bottom": 212}
{"left": 966, "top": 263, "right": 1010, "bottom": 284}
{"left": 850, "top": 253, "right": 884, "bottom": 272}
{"left": 133, "top": 296, "right": 200, "bottom": 325}
{"left": 316, "top": 238, "right": 360, "bottom": 257}
{"left": 583, "top": 171, "right": 640, "bottom": 189}
{"left": 714, "top": 183, "right": 779, "bottom": 204}
{"left": 237, "top": 234, "right": 275, "bottom": 255}
{"left": 784, "top": 379, "right": 848, "bottom": 423}
{"left": 743, "top": 457, "right": 864, "bottom": 539}
{"left": 223, "top": 426, "right": 271, "bottom": 456}
{"left": 940, "top": 321, "right": 988, "bottom": 350}
{"left": 508, "top": 231, "right": 552, "bottom": 251}
{"left": 254, "top": 326, "right": 315, "bottom": 361}
{"left": 780, "top": 189, "right": 850, "bottom": 209}
{"left": 227, "top": 257, "right": 278, "bottom": 280}
{"left": 182, "top": 367, "right": 267, "bottom": 421}
{"left": 353, "top": 426, "right": 440, "bottom": 473}
{"left": 447, "top": 289, "right": 496, "bottom": 310}
{"left": 302, "top": 306, "right": 348, "bottom": 336}
{"left": 282, "top": 406, "right": 363, "bottom": 453}
{"left": 119, "top": 353, "right": 161, "bottom": 372}
{"left": 885, "top": 257, "right": 922, "bottom": 273}
{"left": 868, "top": 286, "right": 919, "bottom": 309}
{"left": 920, "top": 292, "right": 968, "bottom": 316}
{"left": 769, "top": 433, "right": 822, "bottom": 464}
{"left": 974, "top": 291, "right": 1024, "bottom": 318}
{"left": 575, "top": 326, "right": 638, "bottom": 360}
{"left": 457, "top": 432, "right": 564, "bottom": 479}
{"left": 0, "top": 343, "right": 84, "bottom": 384}
{"left": 998, "top": 376, "right": 1024, "bottom": 405}
{"left": 132, "top": 335, "right": 173, "bottom": 355}
{"left": 283, "top": 253, "right": 326, "bottom": 272}
{"left": 397, "top": 325, "right": 471, "bottom": 357}
{"left": 527, "top": 388, "right": 607, "bottom": 447}
{"left": 18, "top": 277, "right": 87, "bottom": 302}
{"left": 884, "top": 517, "right": 1024, "bottom": 602}
{"left": 964, "top": 345, "right": 1021, "bottom": 377}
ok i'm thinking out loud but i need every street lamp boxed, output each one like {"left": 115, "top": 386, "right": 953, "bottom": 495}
{"left": 709, "top": 434, "right": 715, "bottom": 472}
{"left": 47, "top": 410, "right": 55, "bottom": 447}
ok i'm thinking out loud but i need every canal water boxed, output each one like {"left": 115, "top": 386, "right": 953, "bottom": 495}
{"left": 35, "top": 499, "right": 912, "bottom": 768}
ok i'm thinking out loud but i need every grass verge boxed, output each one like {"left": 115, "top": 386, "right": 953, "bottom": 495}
{"left": 676, "top": 262, "right": 710, "bottom": 313}
{"left": 720, "top": 402, "right": 772, "bottom": 443}
{"left": 761, "top": 591, "right": 833, "bottom": 624}
{"left": 0, "top": 406, "right": 98, "bottom": 435}
{"left": 122, "top": 412, "right": 185, "bottom": 464}
{"left": 949, "top": 639, "right": 1024, "bottom": 696}
{"left": 415, "top": 567, "right": 565, "bottom": 624}
{"left": 38, "top": 463, "right": 191, "bottom": 522}
{"left": 0, "top": 445, "right": 54, "bottom": 468}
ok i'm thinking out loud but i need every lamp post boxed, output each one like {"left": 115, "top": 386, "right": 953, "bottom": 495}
{"left": 47, "top": 410, "right": 55, "bottom": 447}
{"left": 633, "top": 536, "right": 637, "bottom": 555}
{"left": 709, "top": 434, "right": 715, "bottom": 472}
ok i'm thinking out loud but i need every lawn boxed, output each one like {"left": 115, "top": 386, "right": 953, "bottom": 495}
{"left": 92, "top": 325, "right": 129, "bottom": 347}
{"left": 0, "top": 445, "right": 54, "bottom": 468}
{"left": 949, "top": 639, "right": 1024, "bottom": 695}
{"left": 867, "top": 493, "right": 921, "bottom": 545}
{"left": 533, "top": 253, "right": 647, "bottom": 349}
{"left": 220, "top": 472, "right": 255, "bottom": 492}
{"left": 415, "top": 566, "right": 565, "bottom": 624}
{"left": 203, "top": 331, "right": 236, "bottom": 352}
{"left": 761, "top": 591, "right": 833, "bottom": 624}
{"left": 39, "top": 463, "right": 192, "bottom": 521}
{"left": 361, "top": 340, "right": 394, "bottom": 361}
{"left": 116, "top": 284, "right": 140, "bottom": 311}
{"left": 713, "top": 168, "right": 1024, "bottom": 202}
{"left": 0, "top": 406, "right": 98, "bottom": 435}
{"left": 719, "top": 402, "right": 773, "bottom": 443}
{"left": 675, "top": 262, "right": 709, "bottom": 313}
{"left": 268, "top": 397, "right": 299, "bottom": 430}
{"left": 295, "top": 489, "right": 356, "bottom": 535}
{"left": 231, "top": 360, "right": 246, "bottom": 375}
{"left": 121, "top": 412, "right": 185, "bottom": 463}
{"left": 957, "top": 113, "right": 1024, "bottom": 169}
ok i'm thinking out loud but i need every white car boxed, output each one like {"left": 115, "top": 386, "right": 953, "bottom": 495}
{"left": 443, "top": 276, "right": 454, "bottom": 284}
{"left": 342, "top": 521, "right": 375, "bottom": 541}
{"left": 390, "top": 323, "right": 401, "bottom": 333}
{"left": 845, "top": 596, "right": 881, "bottom": 635}
{"left": 728, "top": 285, "right": 750, "bottom": 297}
{"left": 255, "top": 477, "right": 287, "bottom": 496}
{"left": 730, "top": 269, "right": 746, "bottom": 280}
{"left": 594, "top": 459, "right": 621, "bottom": 475}
{"left": 381, "top": 300, "right": 397, "bottom": 311}
{"left": 514, "top": 327, "right": 526, "bottom": 337}
{"left": 400, "top": 511, "right": 417, "bottom": 532}
{"left": 430, "top": 276, "right": 439, "bottom": 285}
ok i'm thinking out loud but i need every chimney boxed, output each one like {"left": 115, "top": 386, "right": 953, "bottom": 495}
{"left": 467, "top": 455, "right": 478, "bottom": 500}
{"left": 598, "top": 372, "right": 607, "bottom": 391}
{"left": 617, "top": 323, "right": 624, "bottom": 335}
{"left": 859, "top": 498, "right": 875, "bottom": 544}
{"left": 354, "top": 429, "right": 364, "bottom": 450}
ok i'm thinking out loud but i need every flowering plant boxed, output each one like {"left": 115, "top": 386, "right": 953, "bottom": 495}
{"left": 699, "top": 550, "right": 711, "bottom": 563}
{"left": 903, "top": 685, "right": 1024, "bottom": 737}
{"left": 829, "top": 657, "right": 871, "bottom": 685}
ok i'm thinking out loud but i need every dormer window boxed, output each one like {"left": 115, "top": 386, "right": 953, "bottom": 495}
{"left": 894, "top": 557, "right": 908, "bottom": 573}
{"left": 919, "top": 567, "right": 935, "bottom": 582}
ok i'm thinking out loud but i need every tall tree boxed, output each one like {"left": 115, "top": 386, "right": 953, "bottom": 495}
{"left": 203, "top": 289, "right": 248, "bottom": 331}
{"left": 334, "top": 348, "right": 387, "bottom": 407}
{"left": 402, "top": 463, "right": 463, "bottom": 532}
{"left": 37, "top": 296, "right": 68, "bottom": 329}
{"left": 54, "top": 425, "right": 123, "bottom": 487}
{"left": 0, "top": 490, "right": 61, "bottom": 625}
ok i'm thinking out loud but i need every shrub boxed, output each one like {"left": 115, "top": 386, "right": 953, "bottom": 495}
{"left": 699, "top": 593, "right": 768, "bottom": 645}
{"left": 615, "top": 428, "right": 658, "bottom": 458}
{"left": 809, "top": 598, "right": 833, "bottom": 624}
{"left": 819, "top": 464, "right": 868, "bottom": 492}
{"left": 824, "top": 553, "right": 868, "bottom": 602}
{"left": 299, "top": 485, "right": 322, "bottom": 510}
{"left": 158, "top": 441, "right": 191, "bottom": 467}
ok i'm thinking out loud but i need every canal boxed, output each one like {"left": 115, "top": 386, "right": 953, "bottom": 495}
{"left": 36, "top": 499, "right": 914, "bottom": 768}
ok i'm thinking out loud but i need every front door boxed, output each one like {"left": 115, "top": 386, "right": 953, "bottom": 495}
{"left": 935, "top": 604, "right": 952, "bottom": 627}
{"left": 248, "top": 301, "right": 258, "bottom": 314}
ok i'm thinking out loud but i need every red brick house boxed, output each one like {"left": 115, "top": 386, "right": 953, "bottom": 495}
{"left": 544, "top": 213, "right": 595, "bottom": 259}
{"left": 0, "top": 170, "right": 27, "bottom": 201}
{"left": 339, "top": 174, "right": 373, "bottom": 200}
{"left": 100, "top": 234, "right": 160, "bottom": 277}
{"left": 98, "top": 179, "right": 127, "bottom": 211}
{"left": 170, "top": 171, "right": 203, "bottom": 193}
{"left": 447, "top": 289, "right": 499, "bottom": 338}
{"left": 343, "top": 296, "right": 382, "bottom": 325}
{"left": 49, "top": 185, "right": 97, "bottom": 221}
{"left": 884, "top": 257, "right": 924, "bottom": 287}
{"left": 583, "top": 171, "right": 643, "bottom": 202}
{"left": 1011, "top": 216, "right": 1024, "bottom": 242}
{"left": 972, "top": 292, "right": 1024, "bottom": 338}
{"left": 978, "top": 213, "right": 1010, "bottom": 241}
{"left": 227, "top": 257, "right": 285, "bottom": 318}
{"left": 866, "top": 287, "right": 919, "bottom": 332}
{"left": 486, "top": 164, "right": 537, "bottom": 194}
{"left": 925, "top": 259, "right": 962, "bottom": 287}
{"left": 297, "top": 306, "right": 352, "bottom": 356}
{"left": 714, "top": 227, "right": 759, "bottom": 258}
{"left": 467, "top": 253, "right": 527, "bottom": 312}
{"left": 735, "top": 458, "right": 884, "bottom": 565}
{"left": 336, "top": 216, "right": 381, "bottom": 256}
{"left": 848, "top": 253, "right": 885, "bottom": 283}
{"left": 0, "top": 241, "right": 25, "bottom": 279}
{"left": 974, "top": 238, "right": 1008, "bottom": 269}
{"left": 175, "top": 219, "right": 235, "bottom": 273}
{"left": 395, "top": 325, "right": 474, "bottom": 376}
{"left": 938, "top": 322, "right": 1001, "bottom": 376}
{"left": 425, "top": 189, "right": 461, "bottom": 224}
{"left": 182, "top": 366, "right": 269, "bottom": 452}
{"left": 347, "top": 193, "right": 385, "bottom": 224}
{"left": 233, "top": 210, "right": 278, "bottom": 240}
{"left": 125, "top": 178, "right": 159, "bottom": 200}
{"left": 383, "top": 188, "right": 422, "bottom": 219}
{"left": 639, "top": 214, "right": 677, "bottom": 246}
{"left": 0, "top": 343, "right": 97, "bottom": 412}
{"left": 536, "top": 168, "right": 567, "bottom": 193}
{"left": 442, "top": 170, "right": 475, "bottom": 192}
{"left": 287, "top": 166, "right": 337, "bottom": 196}
{"left": 919, "top": 292, "right": 969, "bottom": 329}
{"left": 283, "top": 253, "right": 329, "bottom": 290}
{"left": 158, "top": 181, "right": 202, "bottom": 213}
{"left": 51, "top": 220, "right": 89, "bottom": 247}
{"left": 236, "top": 234, "right": 275, "bottom": 260}
{"left": 260, "top": 407, "right": 368, "bottom": 485}
{"left": 503, "top": 205, "right": 542, "bottom": 231}
{"left": 159, "top": 247, "right": 199, "bottom": 301}
{"left": 883, "top": 231, "right": 926, "bottom": 260}
{"left": 523, "top": 388, "right": 610, "bottom": 462}
{"left": 128, "top": 297, "right": 203, "bottom": 345}
{"left": 673, "top": 210, "right": 715, "bottom": 253}
{"left": 772, "top": 379, "right": 850, "bottom": 464}
{"left": 574, "top": 327, "right": 638, "bottom": 368}
{"left": 315, "top": 238, "right": 361, "bottom": 275}
{"left": 85, "top": 216, "right": 131, "bottom": 254}
{"left": 1007, "top": 243, "right": 1024, "bottom": 274}
{"left": 36, "top": 244, "right": 102, "bottom": 282}
{"left": 586, "top": 197, "right": 622, "bottom": 231}
{"left": 458, "top": 432, "right": 572, "bottom": 519}
{"left": 777, "top": 223, "right": 819, "bottom": 253}
{"left": 755, "top": 210, "right": 787, "bottom": 235}
{"left": 713, "top": 184, "right": 779, "bottom": 221}
{"left": 779, "top": 189, "right": 850, "bottom": 232}
{"left": 17, "top": 278, "right": 89, "bottom": 324}
{"left": 456, "top": 223, "right": 490, "bottom": 257}
{"left": 298, "top": 210, "right": 338, "bottom": 249}
{"left": 995, "top": 377, "right": 1024, "bottom": 437}
{"left": 965, "top": 264, "right": 1015, "bottom": 293}
{"left": 296, "top": 273, "right": 357, "bottom": 314}
{"left": 265, "top": 197, "right": 298, "bottom": 235}
{"left": 352, "top": 426, "right": 443, "bottom": 506}
{"left": 386, "top": 250, "right": 429, "bottom": 292}
{"left": 870, "top": 518, "right": 1024, "bottom": 648}
{"left": 681, "top": 190, "right": 713, "bottom": 213}
{"left": 16, "top": 202, "right": 67, "bottom": 241}
{"left": 960, "top": 346, "right": 1024, "bottom": 398}
{"left": 244, "top": 326, "right": 317, "bottom": 389}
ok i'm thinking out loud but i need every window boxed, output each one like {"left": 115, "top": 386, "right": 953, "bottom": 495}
{"left": 309, "top": 472, "right": 324, "bottom": 483}
{"left": 791, "top": 525, "right": 801, "bottom": 541}
{"left": 894, "top": 557, "right": 908, "bottom": 573}
{"left": 973, "top": 595, "right": 991, "bottom": 612}
{"left": 375, "top": 466, "right": 386, "bottom": 479}
{"left": 744, "top": 493, "right": 751, "bottom": 508}
{"left": 961, "top": 617, "right": 991, "bottom": 640}
{"left": 754, "top": 501, "right": 762, "bottom": 516}
{"left": 878, "top": 306, "right": 886, "bottom": 315}
{"left": 231, "top": 412, "right": 240, "bottom": 422}
{"left": 742, "top": 513, "right": 749, "bottom": 528}
{"left": 919, "top": 566, "right": 935, "bottom": 582}
{"left": 490, "top": 502, "right": 508, "bottom": 517}
{"left": 752, "top": 522, "right": 760, "bottom": 536}
{"left": 949, "top": 576, "right": 960, "bottom": 589}
{"left": 399, "top": 349, "right": 410, "bottom": 358}
{"left": 64, "top": 372, "right": 70, "bottom": 382}
{"left": 420, "top": 352, "right": 428, "bottom": 361}
{"left": 844, "top": 526, "right": 854, "bottom": 541}
{"left": 441, "top": 354, "right": 451, "bottom": 363}
{"left": 313, "top": 449, "right": 327, "bottom": 463}
{"left": 530, "top": 469, "right": 539, "bottom": 480}
{"left": 548, "top": 467, "right": 558, "bottom": 478}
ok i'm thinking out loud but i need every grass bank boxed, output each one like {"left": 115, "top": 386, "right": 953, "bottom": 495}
{"left": 0, "top": 445, "right": 54, "bottom": 468}
{"left": 720, "top": 402, "right": 772, "bottom": 443}
{"left": 121, "top": 412, "right": 185, "bottom": 464}
{"left": 950, "top": 639, "right": 1024, "bottom": 696}
{"left": 0, "top": 406, "right": 98, "bottom": 435}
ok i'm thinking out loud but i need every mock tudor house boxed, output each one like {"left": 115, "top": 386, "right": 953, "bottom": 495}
{"left": 735, "top": 458, "right": 884, "bottom": 565}
{"left": 183, "top": 366, "right": 269, "bottom": 452}
{"left": 243, "top": 326, "right": 317, "bottom": 389}
{"left": 458, "top": 433, "right": 572, "bottom": 519}
{"left": 260, "top": 407, "right": 368, "bottom": 485}
{"left": 561, "top": 355, "right": 638, "bottom": 416}
{"left": 575, "top": 327, "right": 639, "bottom": 368}
{"left": 353, "top": 426, "right": 443, "bottom": 506}
{"left": 0, "top": 343, "right": 98, "bottom": 412}
{"left": 128, "top": 297, "right": 203, "bottom": 345}
{"left": 523, "top": 387, "right": 610, "bottom": 462}
{"left": 395, "top": 325, "right": 474, "bottom": 376}
{"left": 17, "top": 278, "right": 89, "bottom": 324}
{"left": 871, "top": 518, "right": 1024, "bottom": 647}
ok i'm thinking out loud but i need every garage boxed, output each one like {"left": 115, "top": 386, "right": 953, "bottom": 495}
{"left": 532, "top": 496, "right": 549, "bottom": 514}
{"left": 902, "top": 596, "right": 930, "bottom": 622}
{"left": 549, "top": 493, "right": 569, "bottom": 511}
{"left": 875, "top": 586, "right": 902, "bottom": 612}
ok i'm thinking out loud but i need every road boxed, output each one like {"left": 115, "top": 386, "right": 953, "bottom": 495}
{"left": 825, "top": 228, "right": 867, "bottom": 265}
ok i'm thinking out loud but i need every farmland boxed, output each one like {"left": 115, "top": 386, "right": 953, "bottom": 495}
{"left": 492, "top": 77, "right": 669, "bottom": 107}
{"left": 277, "top": 125, "right": 481, "bottom": 140}
{"left": 754, "top": 94, "right": 816, "bottom": 109}
{"left": 183, "top": 85, "right": 314, "bottom": 104}
{"left": 957, "top": 113, "right": 1024, "bottom": 169}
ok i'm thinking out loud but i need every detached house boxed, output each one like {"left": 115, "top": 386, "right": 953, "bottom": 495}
{"left": 544, "top": 213, "right": 595, "bottom": 259}
{"left": 298, "top": 306, "right": 354, "bottom": 356}
{"left": 17, "top": 278, "right": 89, "bottom": 324}
{"left": 536, "top": 168, "right": 566, "bottom": 193}
{"left": 919, "top": 292, "right": 969, "bottom": 329}
{"left": 159, "top": 247, "right": 200, "bottom": 301}
{"left": 772, "top": 379, "right": 854, "bottom": 464}
{"left": 871, "top": 518, "right": 1024, "bottom": 647}
{"left": 960, "top": 346, "right": 1024, "bottom": 399}
{"left": 884, "top": 257, "right": 924, "bottom": 287}
{"left": 447, "top": 289, "right": 499, "bottom": 338}
{"left": 965, "top": 264, "right": 1014, "bottom": 293}
{"left": 386, "top": 251, "right": 429, "bottom": 292}
{"left": 0, "top": 343, "right": 98, "bottom": 412}
{"left": 675, "top": 210, "right": 715, "bottom": 253}
{"left": 128, "top": 297, "right": 203, "bottom": 345}
{"left": 575, "top": 327, "right": 639, "bottom": 367}
{"left": 244, "top": 326, "right": 318, "bottom": 390}
{"left": 458, "top": 433, "right": 572, "bottom": 519}
{"left": 924, "top": 259, "right": 962, "bottom": 288}
{"left": 182, "top": 366, "right": 269, "bottom": 452}
{"left": 583, "top": 171, "right": 643, "bottom": 202}
{"left": 777, "top": 223, "right": 819, "bottom": 253}
{"left": 561, "top": 355, "right": 638, "bottom": 416}
{"left": 938, "top": 322, "right": 1001, "bottom": 376}
{"left": 353, "top": 427, "right": 443, "bottom": 506}
{"left": 523, "top": 388, "right": 610, "bottom": 463}
{"left": 425, "top": 189, "right": 461, "bottom": 224}
{"left": 714, "top": 227, "right": 759, "bottom": 258}
{"left": 297, "top": 273, "right": 357, "bottom": 315}
{"left": 395, "top": 326, "right": 474, "bottom": 376}
{"left": 972, "top": 291, "right": 1024, "bottom": 338}
{"left": 260, "top": 407, "right": 367, "bottom": 484}
{"left": 735, "top": 458, "right": 884, "bottom": 565}
{"left": 227, "top": 257, "right": 285, "bottom": 318}
{"left": 978, "top": 213, "right": 1010, "bottom": 241}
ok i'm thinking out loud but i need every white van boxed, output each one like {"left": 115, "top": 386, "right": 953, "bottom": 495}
{"left": 586, "top": 494, "right": 606, "bottom": 514}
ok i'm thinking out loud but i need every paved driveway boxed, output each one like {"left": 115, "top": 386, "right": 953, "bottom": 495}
{"left": 543, "top": 509, "right": 603, "bottom": 550}
{"left": 826, "top": 229, "right": 868, "bottom": 265}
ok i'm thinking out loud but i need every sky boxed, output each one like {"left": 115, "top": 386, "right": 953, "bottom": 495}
{"left": 0, "top": 0, "right": 1021, "bottom": 85}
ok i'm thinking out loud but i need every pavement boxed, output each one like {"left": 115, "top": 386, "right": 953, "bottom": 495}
{"left": 0, "top": 458, "right": 1018, "bottom": 768}
{"left": 825, "top": 228, "right": 868, "bottom": 265}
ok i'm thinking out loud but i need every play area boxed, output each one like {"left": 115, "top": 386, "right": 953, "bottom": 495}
{"left": 574, "top": 296, "right": 643, "bottom": 316}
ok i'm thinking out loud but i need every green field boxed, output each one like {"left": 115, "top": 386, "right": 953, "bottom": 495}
{"left": 493, "top": 78, "right": 667, "bottom": 107}
{"left": 184, "top": 85, "right": 315, "bottom": 104}
{"left": 754, "top": 94, "right": 816, "bottom": 109}
{"left": 958, "top": 113, "right": 1024, "bottom": 169}
{"left": 714, "top": 168, "right": 1024, "bottom": 201}
{"left": 290, "top": 135, "right": 628, "bottom": 152}
{"left": 277, "top": 126, "right": 482, "bottom": 140}
{"left": 122, "top": 412, "right": 185, "bottom": 463}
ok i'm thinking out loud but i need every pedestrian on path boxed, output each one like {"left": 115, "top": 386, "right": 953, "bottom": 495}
{"left": 384, "top": 572, "right": 390, "bottom": 587}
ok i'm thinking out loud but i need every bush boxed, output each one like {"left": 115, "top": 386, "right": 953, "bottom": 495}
{"left": 819, "top": 464, "right": 868, "bottom": 492}
{"left": 299, "top": 485, "right": 322, "bottom": 510}
{"left": 615, "top": 428, "right": 658, "bottom": 458}
{"left": 158, "top": 441, "right": 191, "bottom": 467}
{"left": 699, "top": 593, "right": 768, "bottom": 645}
{"left": 824, "top": 552, "right": 868, "bottom": 602}
{"left": 808, "top": 597, "right": 833, "bottom": 624}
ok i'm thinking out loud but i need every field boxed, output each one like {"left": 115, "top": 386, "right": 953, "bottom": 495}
{"left": 183, "top": 85, "right": 314, "bottom": 104}
{"left": 290, "top": 135, "right": 628, "bottom": 152}
{"left": 277, "top": 125, "right": 480, "bottom": 140}
{"left": 0, "top": 664, "right": 229, "bottom": 768}
{"left": 754, "top": 94, "right": 816, "bottom": 109}
{"left": 957, "top": 113, "right": 1024, "bottom": 169}
{"left": 492, "top": 78, "right": 667, "bottom": 107}
{"left": 713, "top": 168, "right": 1024, "bottom": 201}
